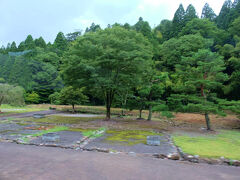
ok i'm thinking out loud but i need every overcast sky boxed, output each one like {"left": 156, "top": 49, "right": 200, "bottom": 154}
{"left": 0, "top": 0, "right": 226, "bottom": 46}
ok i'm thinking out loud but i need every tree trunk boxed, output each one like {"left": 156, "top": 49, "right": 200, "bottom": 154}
{"left": 0, "top": 103, "right": 2, "bottom": 113}
{"left": 106, "top": 105, "right": 111, "bottom": 120}
{"left": 147, "top": 90, "right": 153, "bottom": 121}
{"left": 105, "top": 92, "right": 112, "bottom": 120}
{"left": 121, "top": 109, "right": 124, "bottom": 116}
{"left": 105, "top": 89, "right": 115, "bottom": 120}
{"left": 205, "top": 113, "right": 212, "bottom": 131}
{"left": 201, "top": 78, "right": 212, "bottom": 131}
{"left": 147, "top": 105, "right": 152, "bottom": 121}
{"left": 72, "top": 104, "right": 75, "bottom": 113}
{"left": 139, "top": 109, "right": 142, "bottom": 119}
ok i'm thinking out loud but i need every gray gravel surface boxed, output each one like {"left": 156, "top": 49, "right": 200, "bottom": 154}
{"left": 0, "top": 142, "right": 239, "bottom": 180}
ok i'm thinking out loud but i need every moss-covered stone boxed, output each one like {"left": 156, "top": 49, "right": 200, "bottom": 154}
{"left": 105, "top": 130, "right": 162, "bottom": 145}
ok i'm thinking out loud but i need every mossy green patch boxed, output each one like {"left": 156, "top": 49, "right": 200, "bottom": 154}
{"left": 82, "top": 127, "right": 106, "bottom": 138}
{"left": 173, "top": 130, "right": 240, "bottom": 160}
{"left": 105, "top": 130, "right": 162, "bottom": 146}
{"left": 19, "top": 115, "right": 103, "bottom": 125}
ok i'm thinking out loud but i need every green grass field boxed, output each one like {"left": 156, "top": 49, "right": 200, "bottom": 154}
{"left": 0, "top": 104, "right": 48, "bottom": 115}
{"left": 173, "top": 130, "right": 240, "bottom": 160}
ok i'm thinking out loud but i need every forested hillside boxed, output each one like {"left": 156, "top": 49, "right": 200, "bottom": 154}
{"left": 1, "top": 1, "right": 240, "bottom": 126}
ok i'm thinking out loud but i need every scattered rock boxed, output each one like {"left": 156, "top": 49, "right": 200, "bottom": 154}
{"left": 194, "top": 155, "right": 199, "bottom": 159}
{"left": 232, "top": 160, "right": 240, "bottom": 166}
{"left": 202, "top": 158, "right": 221, "bottom": 165}
{"left": 96, "top": 148, "right": 109, "bottom": 153}
{"left": 153, "top": 154, "right": 167, "bottom": 159}
{"left": 167, "top": 153, "right": 180, "bottom": 160}
{"left": 128, "top": 152, "right": 136, "bottom": 157}
{"left": 220, "top": 157, "right": 230, "bottom": 165}
{"left": 185, "top": 155, "right": 199, "bottom": 163}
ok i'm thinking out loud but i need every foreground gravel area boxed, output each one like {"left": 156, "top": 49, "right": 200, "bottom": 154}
{"left": 0, "top": 142, "right": 239, "bottom": 180}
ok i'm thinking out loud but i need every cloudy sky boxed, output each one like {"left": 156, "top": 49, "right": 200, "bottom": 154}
{"left": 0, "top": 0, "right": 226, "bottom": 46}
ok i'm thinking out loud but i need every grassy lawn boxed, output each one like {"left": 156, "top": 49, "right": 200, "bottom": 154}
{"left": 173, "top": 130, "right": 240, "bottom": 160}
{"left": 0, "top": 104, "right": 48, "bottom": 114}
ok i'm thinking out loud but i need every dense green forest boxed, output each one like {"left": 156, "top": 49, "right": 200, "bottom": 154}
{"left": 1, "top": 1, "right": 240, "bottom": 128}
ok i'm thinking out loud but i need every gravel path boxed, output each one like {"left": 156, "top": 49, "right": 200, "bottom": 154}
{"left": 0, "top": 142, "right": 239, "bottom": 180}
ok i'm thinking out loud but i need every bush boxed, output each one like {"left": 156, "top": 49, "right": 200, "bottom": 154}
{"left": 25, "top": 92, "right": 40, "bottom": 104}
{"left": 49, "top": 92, "right": 61, "bottom": 105}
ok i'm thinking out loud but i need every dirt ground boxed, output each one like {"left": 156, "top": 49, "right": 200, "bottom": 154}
{"left": 28, "top": 104, "right": 240, "bottom": 130}
{"left": 172, "top": 113, "right": 240, "bottom": 130}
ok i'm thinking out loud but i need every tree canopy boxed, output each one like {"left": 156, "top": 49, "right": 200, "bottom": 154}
{"left": 62, "top": 26, "right": 153, "bottom": 119}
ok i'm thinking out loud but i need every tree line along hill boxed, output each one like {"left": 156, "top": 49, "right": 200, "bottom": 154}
{"left": 1, "top": 1, "right": 240, "bottom": 129}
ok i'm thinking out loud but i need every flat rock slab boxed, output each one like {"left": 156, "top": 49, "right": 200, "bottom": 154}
{"left": 30, "top": 131, "right": 83, "bottom": 147}
{"left": 0, "top": 123, "right": 23, "bottom": 132}
{"left": 53, "top": 113, "right": 104, "bottom": 118}
{"left": 0, "top": 110, "right": 59, "bottom": 120}
{"left": 84, "top": 134, "right": 177, "bottom": 155}
{"left": 0, "top": 129, "right": 42, "bottom": 141}
{"left": 0, "top": 123, "right": 39, "bottom": 133}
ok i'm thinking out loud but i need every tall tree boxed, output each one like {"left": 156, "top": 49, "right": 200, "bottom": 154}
{"left": 123, "top": 23, "right": 131, "bottom": 30}
{"left": 169, "top": 49, "right": 228, "bottom": 130}
{"left": 10, "top": 41, "right": 17, "bottom": 52}
{"left": 18, "top": 41, "right": 25, "bottom": 51}
{"left": 35, "top": 37, "right": 47, "bottom": 48}
{"left": 24, "top": 35, "right": 35, "bottom": 49}
{"left": 230, "top": 0, "right": 240, "bottom": 21}
{"left": 62, "top": 27, "right": 153, "bottom": 119}
{"left": 172, "top": 4, "right": 185, "bottom": 37}
{"left": 201, "top": 3, "right": 217, "bottom": 21}
{"left": 229, "top": 16, "right": 240, "bottom": 37}
{"left": 66, "top": 31, "right": 82, "bottom": 42}
{"left": 233, "top": 0, "right": 240, "bottom": 7}
{"left": 5, "top": 43, "right": 11, "bottom": 52}
{"left": 134, "top": 17, "right": 153, "bottom": 40}
{"left": 85, "top": 23, "right": 101, "bottom": 33}
{"left": 217, "top": 0, "right": 233, "bottom": 29}
{"left": 184, "top": 4, "right": 198, "bottom": 23}
{"left": 54, "top": 32, "right": 68, "bottom": 54}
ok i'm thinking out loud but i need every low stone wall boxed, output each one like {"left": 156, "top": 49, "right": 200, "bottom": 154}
{"left": 176, "top": 146, "right": 240, "bottom": 167}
